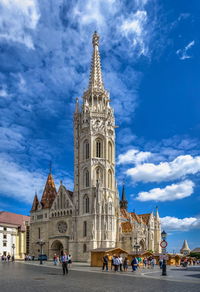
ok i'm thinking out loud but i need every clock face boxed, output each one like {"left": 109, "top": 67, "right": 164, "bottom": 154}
{"left": 57, "top": 221, "right": 67, "bottom": 233}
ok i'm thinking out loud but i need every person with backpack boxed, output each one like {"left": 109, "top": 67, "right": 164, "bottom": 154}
{"left": 61, "top": 252, "right": 69, "bottom": 275}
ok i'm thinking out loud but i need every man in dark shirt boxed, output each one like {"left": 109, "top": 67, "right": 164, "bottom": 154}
{"left": 61, "top": 252, "right": 69, "bottom": 275}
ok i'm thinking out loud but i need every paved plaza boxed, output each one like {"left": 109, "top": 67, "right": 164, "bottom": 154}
{"left": 0, "top": 261, "right": 199, "bottom": 292}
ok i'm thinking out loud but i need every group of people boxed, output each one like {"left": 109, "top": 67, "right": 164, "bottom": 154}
{"left": 1, "top": 254, "right": 14, "bottom": 262}
{"left": 102, "top": 255, "right": 155, "bottom": 272}
{"left": 53, "top": 253, "right": 72, "bottom": 275}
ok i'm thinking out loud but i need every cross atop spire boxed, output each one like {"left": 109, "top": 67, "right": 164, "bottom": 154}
{"left": 88, "top": 31, "right": 104, "bottom": 91}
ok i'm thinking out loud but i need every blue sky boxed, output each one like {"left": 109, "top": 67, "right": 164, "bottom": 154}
{"left": 0, "top": 0, "right": 200, "bottom": 252}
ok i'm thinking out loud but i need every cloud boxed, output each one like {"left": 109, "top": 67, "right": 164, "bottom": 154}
{"left": 136, "top": 180, "right": 194, "bottom": 202}
{"left": 161, "top": 216, "right": 200, "bottom": 231}
{"left": 0, "top": 155, "right": 73, "bottom": 204}
{"left": 120, "top": 10, "right": 148, "bottom": 56}
{"left": 118, "top": 148, "right": 152, "bottom": 165}
{"left": 176, "top": 40, "right": 195, "bottom": 60}
{"left": 0, "top": 0, "right": 40, "bottom": 49}
{"left": 126, "top": 154, "right": 200, "bottom": 182}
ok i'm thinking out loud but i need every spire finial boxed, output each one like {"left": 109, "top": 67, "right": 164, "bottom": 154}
{"left": 49, "top": 161, "right": 52, "bottom": 174}
{"left": 75, "top": 97, "right": 79, "bottom": 113}
{"left": 92, "top": 31, "right": 99, "bottom": 47}
{"left": 88, "top": 32, "right": 104, "bottom": 91}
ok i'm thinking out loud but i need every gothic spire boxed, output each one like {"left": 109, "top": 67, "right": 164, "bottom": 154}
{"left": 155, "top": 206, "right": 160, "bottom": 220}
{"left": 31, "top": 192, "right": 39, "bottom": 211}
{"left": 120, "top": 181, "right": 128, "bottom": 210}
{"left": 88, "top": 31, "right": 104, "bottom": 91}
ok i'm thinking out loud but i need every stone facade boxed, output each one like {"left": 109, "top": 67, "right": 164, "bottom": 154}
{"left": 30, "top": 32, "right": 161, "bottom": 261}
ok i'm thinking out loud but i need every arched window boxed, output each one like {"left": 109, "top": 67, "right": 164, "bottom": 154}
{"left": 96, "top": 139, "right": 102, "bottom": 158}
{"left": 108, "top": 169, "right": 112, "bottom": 189}
{"left": 83, "top": 140, "right": 89, "bottom": 159}
{"left": 83, "top": 195, "right": 89, "bottom": 213}
{"left": 108, "top": 141, "right": 113, "bottom": 163}
{"left": 83, "top": 169, "right": 89, "bottom": 187}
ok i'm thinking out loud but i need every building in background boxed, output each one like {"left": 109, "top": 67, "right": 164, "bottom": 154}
{"left": 30, "top": 32, "right": 161, "bottom": 261}
{"left": 0, "top": 211, "right": 30, "bottom": 259}
{"left": 180, "top": 240, "right": 191, "bottom": 256}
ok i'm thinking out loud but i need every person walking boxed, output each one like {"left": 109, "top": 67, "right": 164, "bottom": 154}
{"left": 68, "top": 254, "right": 72, "bottom": 268}
{"left": 123, "top": 257, "right": 128, "bottom": 272}
{"left": 143, "top": 257, "right": 147, "bottom": 268}
{"left": 53, "top": 254, "right": 58, "bottom": 265}
{"left": 102, "top": 254, "right": 109, "bottom": 271}
{"left": 131, "top": 257, "right": 138, "bottom": 272}
{"left": 61, "top": 252, "right": 69, "bottom": 275}
{"left": 119, "top": 255, "right": 123, "bottom": 272}
{"left": 111, "top": 255, "right": 114, "bottom": 270}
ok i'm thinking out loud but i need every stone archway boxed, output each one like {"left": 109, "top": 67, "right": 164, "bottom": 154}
{"left": 50, "top": 240, "right": 64, "bottom": 258}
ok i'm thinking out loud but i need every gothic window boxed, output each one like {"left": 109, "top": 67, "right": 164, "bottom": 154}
{"left": 83, "top": 140, "right": 89, "bottom": 159}
{"left": 38, "top": 228, "right": 41, "bottom": 239}
{"left": 108, "top": 169, "right": 112, "bottom": 189}
{"left": 83, "top": 195, "right": 89, "bottom": 213}
{"left": 83, "top": 221, "right": 87, "bottom": 237}
{"left": 96, "top": 139, "right": 102, "bottom": 158}
{"left": 108, "top": 141, "right": 113, "bottom": 163}
{"left": 83, "top": 169, "right": 89, "bottom": 187}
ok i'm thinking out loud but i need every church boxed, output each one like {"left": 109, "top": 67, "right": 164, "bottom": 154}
{"left": 30, "top": 32, "right": 161, "bottom": 261}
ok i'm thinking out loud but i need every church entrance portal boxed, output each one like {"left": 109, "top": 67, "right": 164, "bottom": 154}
{"left": 51, "top": 240, "right": 64, "bottom": 258}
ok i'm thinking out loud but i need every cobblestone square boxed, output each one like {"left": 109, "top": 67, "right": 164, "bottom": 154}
{"left": 0, "top": 262, "right": 199, "bottom": 292}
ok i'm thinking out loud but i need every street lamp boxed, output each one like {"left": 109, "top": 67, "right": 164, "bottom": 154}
{"left": 12, "top": 244, "right": 15, "bottom": 261}
{"left": 160, "top": 230, "right": 168, "bottom": 276}
{"left": 36, "top": 239, "right": 45, "bottom": 265}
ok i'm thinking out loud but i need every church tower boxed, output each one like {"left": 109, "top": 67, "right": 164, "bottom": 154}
{"left": 73, "top": 32, "right": 118, "bottom": 260}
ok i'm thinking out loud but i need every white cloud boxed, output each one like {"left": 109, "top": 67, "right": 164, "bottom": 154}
{"left": 161, "top": 216, "right": 200, "bottom": 231}
{"left": 0, "top": 0, "right": 40, "bottom": 49}
{"left": 176, "top": 40, "right": 195, "bottom": 60}
{"left": 0, "top": 155, "right": 73, "bottom": 204}
{"left": 136, "top": 180, "right": 194, "bottom": 202}
{"left": 118, "top": 149, "right": 152, "bottom": 165}
{"left": 126, "top": 154, "right": 200, "bottom": 182}
{"left": 120, "top": 10, "right": 148, "bottom": 56}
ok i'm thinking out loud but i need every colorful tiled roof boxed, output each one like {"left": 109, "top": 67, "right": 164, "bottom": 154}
{"left": 138, "top": 213, "right": 151, "bottom": 225}
{"left": 31, "top": 194, "right": 39, "bottom": 211}
{"left": 121, "top": 221, "right": 132, "bottom": 233}
{"left": 0, "top": 211, "right": 30, "bottom": 231}
{"left": 40, "top": 173, "right": 57, "bottom": 209}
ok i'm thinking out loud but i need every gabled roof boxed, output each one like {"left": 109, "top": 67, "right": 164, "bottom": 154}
{"left": 31, "top": 194, "right": 39, "bottom": 211}
{"left": 0, "top": 211, "right": 29, "bottom": 231}
{"left": 40, "top": 173, "right": 57, "bottom": 209}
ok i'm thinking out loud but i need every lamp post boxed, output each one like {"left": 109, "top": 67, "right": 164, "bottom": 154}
{"left": 12, "top": 244, "right": 15, "bottom": 261}
{"left": 36, "top": 239, "right": 45, "bottom": 265}
{"left": 134, "top": 242, "right": 140, "bottom": 255}
{"left": 160, "top": 230, "right": 168, "bottom": 276}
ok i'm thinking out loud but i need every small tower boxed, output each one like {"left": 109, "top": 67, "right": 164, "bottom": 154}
{"left": 180, "top": 240, "right": 190, "bottom": 255}
{"left": 31, "top": 192, "right": 39, "bottom": 211}
{"left": 120, "top": 182, "right": 128, "bottom": 210}
{"left": 40, "top": 168, "right": 57, "bottom": 209}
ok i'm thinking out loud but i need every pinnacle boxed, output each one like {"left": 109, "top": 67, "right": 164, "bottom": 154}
{"left": 88, "top": 32, "right": 104, "bottom": 91}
